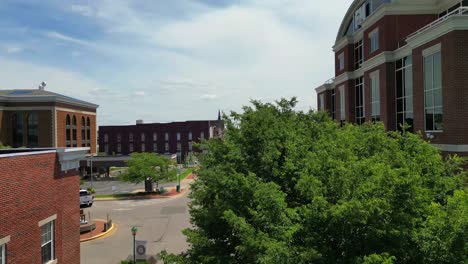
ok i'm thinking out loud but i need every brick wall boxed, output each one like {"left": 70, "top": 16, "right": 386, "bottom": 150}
{"left": 0, "top": 110, "right": 53, "bottom": 148}
{"left": 0, "top": 152, "right": 80, "bottom": 264}
{"left": 56, "top": 110, "right": 97, "bottom": 153}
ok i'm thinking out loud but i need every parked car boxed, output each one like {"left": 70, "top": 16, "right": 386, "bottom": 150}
{"left": 80, "top": 189, "right": 94, "bottom": 208}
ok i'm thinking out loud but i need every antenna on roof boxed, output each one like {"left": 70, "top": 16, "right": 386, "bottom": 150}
{"left": 38, "top": 81, "right": 46, "bottom": 91}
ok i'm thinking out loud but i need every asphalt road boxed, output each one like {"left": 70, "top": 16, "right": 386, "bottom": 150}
{"left": 80, "top": 191, "right": 191, "bottom": 264}
{"left": 81, "top": 180, "right": 177, "bottom": 195}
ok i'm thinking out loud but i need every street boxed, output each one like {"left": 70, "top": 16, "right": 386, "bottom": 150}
{"left": 81, "top": 180, "right": 177, "bottom": 195}
{"left": 80, "top": 191, "right": 191, "bottom": 264}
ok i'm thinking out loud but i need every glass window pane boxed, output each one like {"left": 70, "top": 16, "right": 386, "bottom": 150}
{"left": 42, "top": 243, "right": 52, "bottom": 264}
{"left": 405, "top": 66, "right": 413, "bottom": 96}
{"left": 404, "top": 55, "right": 412, "bottom": 66}
{"left": 434, "top": 88, "right": 442, "bottom": 107}
{"left": 425, "top": 91, "right": 433, "bottom": 108}
{"left": 425, "top": 110, "right": 434, "bottom": 131}
{"left": 397, "top": 99, "right": 403, "bottom": 112}
{"left": 433, "top": 52, "right": 441, "bottom": 88}
{"left": 424, "top": 56, "right": 433, "bottom": 91}
{"left": 405, "top": 96, "right": 413, "bottom": 113}
{"left": 396, "top": 70, "right": 403, "bottom": 98}
{"left": 434, "top": 107, "right": 443, "bottom": 130}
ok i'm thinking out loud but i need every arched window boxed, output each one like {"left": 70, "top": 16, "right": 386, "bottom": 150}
{"left": 27, "top": 113, "right": 39, "bottom": 147}
{"left": 86, "top": 117, "right": 91, "bottom": 147}
{"left": 12, "top": 112, "right": 24, "bottom": 148}
{"left": 72, "top": 116, "right": 77, "bottom": 147}
{"left": 81, "top": 117, "right": 86, "bottom": 147}
{"left": 66, "top": 115, "right": 71, "bottom": 147}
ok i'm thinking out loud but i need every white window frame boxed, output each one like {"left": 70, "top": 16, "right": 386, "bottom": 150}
{"left": 0, "top": 236, "right": 10, "bottom": 264}
{"left": 369, "top": 28, "right": 379, "bottom": 53}
{"left": 339, "top": 86, "right": 345, "bottom": 121}
{"left": 338, "top": 52, "right": 345, "bottom": 71}
{"left": 39, "top": 216, "right": 56, "bottom": 264}
{"left": 370, "top": 70, "right": 380, "bottom": 119}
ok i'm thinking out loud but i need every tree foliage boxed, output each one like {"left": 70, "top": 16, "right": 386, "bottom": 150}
{"left": 120, "top": 153, "right": 176, "bottom": 187}
{"left": 161, "top": 98, "right": 467, "bottom": 264}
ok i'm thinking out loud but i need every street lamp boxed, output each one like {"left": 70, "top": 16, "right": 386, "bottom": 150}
{"left": 131, "top": 226, "right": 138, "bottom": 264}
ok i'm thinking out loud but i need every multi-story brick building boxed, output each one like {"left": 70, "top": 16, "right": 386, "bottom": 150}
{"left": 0, "top": 147, "right": 88, "bottom": 264}
{"left": 315, "top": 0, "right": 468, "bottom": 156}
{"left": 0, "top": 88, "right": 99, "bottom": 153}
{"left": 98, "top": 117, "right": 224, "bottom": 162}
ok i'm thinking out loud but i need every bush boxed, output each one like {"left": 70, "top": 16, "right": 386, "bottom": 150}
{"left": 87, "top": 188, "right": 96, "bottom": 194}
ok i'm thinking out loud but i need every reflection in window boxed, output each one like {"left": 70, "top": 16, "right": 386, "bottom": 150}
{"left": 86, "top": 117, "right": 91, "bottom": 147}
{"left": 370, "top": 71, "right": 380, "bottom": 121}
{"left": 424, "top": 52, "right": 442, "bottom": 131}
{"left": 72, "top": 116, "right": 77, "bottom": 147}
{"left": 28, "top": 113, "right": 39, "bottom": 147}
{"left": 13, "top": 112, "right": 24, "bottom": 148}
{"left": 81, "top": 117, "right": 86, "bottom": 147}
{"left": 66, "top": 115, "right": 71, "bottom": 147}
{"left": 355, "top": 77, "right": 365, "bottom": 125}
{"left": 396, "top": 56, "right": 413, "bottom": 132}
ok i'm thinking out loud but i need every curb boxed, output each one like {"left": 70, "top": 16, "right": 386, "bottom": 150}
{"left": 80, "top": 221, "right": 116, "bottom": 243}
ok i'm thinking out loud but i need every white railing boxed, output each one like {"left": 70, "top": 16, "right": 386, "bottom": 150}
{"left": 407, "top": 7, "right": 468, "bottom": 40}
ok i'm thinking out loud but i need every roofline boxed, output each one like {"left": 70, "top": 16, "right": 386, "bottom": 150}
{"left": 0, "top": 94, "right": 99, "bottom": 110}
{"left": 98, "top": 120, "right": 222, "bottom": 128}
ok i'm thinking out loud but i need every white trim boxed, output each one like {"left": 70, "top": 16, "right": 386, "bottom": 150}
{"left": 38, "top": 214, "right": 57, "bottom": 227}
{"left": 407, "top": 16, "right": 468, "bottom": 49}
{"left": 422, "top": 43, "right": 442, "bottom": 57}
{"left": 56, "top": 147, "right": 90, "bottom": 171}
{"left": 0, "top": 149, "right": 56, "bottom": 159}
{"left": 55, "top": 107, "right": 96, "bottom": 116}
{"left": 46, "top": 260, "right": 58, "bottom": 264}
{"left": 0, "top": 236, "right": 10, "bottom": 245}
{"left": 432, "top": 144, "right": 468, "bottom": 152}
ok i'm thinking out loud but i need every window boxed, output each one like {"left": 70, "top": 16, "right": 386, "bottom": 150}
{"left": 354, "top": 40, "right": 364, "bottom": 69}
{"left": 339, "top": 86, "right": 345, "bottom": 121}
{"left": 177, "top": 132, "right": 181, "bottom": 141}
{"left": 104, "top": 134, "right": 108, "bottom": 143}
{"left": 141, "top": 133, "right": 145, "bottom": 141}
{"left": 338, "top": 53, "right": 345, "bottom": 71}
{"left": 188, "top": 132, "right": 192, "bottom": 141}
{"left": 189, "top": 142, "right": 193, "bottom": 152}
{"left": 396, "top": 56, "right": 413, "bottom": 132}
{"left": 153, "top": 133, "right": 157, "bottom": 141}
{"left": 0, "top": 243, "right": 5, "bottom": 264}
{"left": 27, "top": 113, "right": 39, "bottom": 147}
{"left": 319, "top": 94, "right": 325, "bottom": 111}
{"left": 424, "top": 51, "right": 443, "bottom": 131}
{"left": 200, "top": 132, "right": 205, "bottom": 140}
{"left": 117, "top": 143, "right": 121, "bottom": 153}
{"left": 86, "top": 117, "right": 91, "bottom": 147}
{"left": 370, "top": 71, "right": 380, "bottom": 121}
{"left": 72, "top": 116, "right": 77, "bottom": 147}
{"left": 165, "top": 133, "right": 169, "bottom": 141}
{"left": 65, "top": 115, "right": 71, "bottom": 147}
{"left": 129, "top": 133, "right": 134, "bottom": 142}
{"left": 355, "top": 77, "right": 365, "bottom": 125}
{"left": 117, "top": 133, "right": 121, "bottom": 142}
{"left": 41, "top": 221, "right": 54, "bottom": 264}
{"left": 141, "top": 143, "right": 145, "bottom": 152}
{"left": 153, "top": 143, "right": 157, "bottom": 152}
{"left": 177, "top": 143, "right": 181, "bottom": 152}
{"left": 165, "top": 143, "right": 169, "bottom": 152}
{"left": 129, "top": 143, "right": 134, "bottom": 153}
{"left": 369, "top": 28, "right": 379, "bottom": 53}
{"left": 331, "top": 89, "right": 336, "bottom": 119}
{"left": 104, "top": 144, "right": 109, "bottom": 153}
{"left": 81, "top": 117, "right": 86, "bottom": 147}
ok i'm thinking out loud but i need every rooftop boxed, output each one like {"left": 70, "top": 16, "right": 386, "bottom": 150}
{"left": 0, "top": 89, "right": 98, "bottom": 109}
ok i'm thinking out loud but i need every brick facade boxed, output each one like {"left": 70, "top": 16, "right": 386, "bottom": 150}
{"left": 0, "top": 151, "right": 81, "bottom": 264}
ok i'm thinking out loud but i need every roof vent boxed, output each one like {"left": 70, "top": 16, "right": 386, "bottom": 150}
{"left": 136, "top": 119, "right": 144, "bottom": 125}
{"left": 38, "top": 81, "right": 46, "bottom": 91}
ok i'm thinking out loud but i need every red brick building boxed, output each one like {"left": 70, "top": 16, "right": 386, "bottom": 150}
{"left": 99, "top": 117, "right": 224, "bottom": 162}
{"left": 0, "top": 88, "right": 99, "bottom": 154}
{"left": 0, "top": 147, "right": 88, "bottom": 264}
{"left": 315, "top": 0, "right": 468, "bottom": 156}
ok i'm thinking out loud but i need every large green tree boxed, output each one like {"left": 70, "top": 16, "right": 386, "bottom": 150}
{"left": 120, "top": 153, "right": 176, "bottom": 190}
{"left": 161, "top": 98, "right": 467, "bottom": 263}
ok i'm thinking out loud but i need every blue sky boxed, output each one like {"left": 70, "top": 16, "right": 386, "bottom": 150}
{"left": 0, "top": 0, "right": 349, "bottom": 125}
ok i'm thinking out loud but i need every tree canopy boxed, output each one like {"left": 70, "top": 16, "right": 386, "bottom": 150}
{"left": 161, "top": 98, "right": 467, "bottom": 264}
{"left": 120, "top": 153, "right": 176, "bottom": 186}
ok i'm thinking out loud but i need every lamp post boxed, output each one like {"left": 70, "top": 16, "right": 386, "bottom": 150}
{"left": 131, "top": 226, "right": 137, "bottom": 263}
{"left": 177, "top": 166, "right": 182, "bottom": 193}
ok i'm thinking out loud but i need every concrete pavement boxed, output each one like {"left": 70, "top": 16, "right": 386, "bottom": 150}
{"left": 80, "top": 186, "right": 192, "bottom": 264}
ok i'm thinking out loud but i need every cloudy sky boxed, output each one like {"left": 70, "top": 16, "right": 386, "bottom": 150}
{"left": 0, "top": 0, "right": 349, "bottom": 125}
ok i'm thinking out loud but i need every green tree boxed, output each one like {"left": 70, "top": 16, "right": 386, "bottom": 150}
{"left": 120, "top": 153, "right": 176, "bottom": 190}
{"left": 161, "top": 98, "right": 467, "bottom": 264}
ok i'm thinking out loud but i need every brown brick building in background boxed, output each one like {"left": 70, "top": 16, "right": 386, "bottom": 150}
{"left": 0, "top": 88, "right": 98, "bottom": 154}
{"left": 315, "top": 0, "right": 468, "bottom": 156}
{"left": 0, "top": 147, "right": 88, "bottom": 264}
{"left": 99, "top": 116, "right": 224, "bottom": 162}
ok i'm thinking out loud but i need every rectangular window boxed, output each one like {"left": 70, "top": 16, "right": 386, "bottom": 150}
{"left": 396, "top": 56, "right": 414, "bottom": 132}
{"left": 141, "top": 143, "right": 145, "bottom": 152}
{"left": 177, "top": 132, "right": 181, "bottom": 141}
{"left": 1, "top": 244, "right": 5, "bottom": 264}
{"left": 141, "top": 133, "right": 145, "bottom": 141}
{"left": 177, "top": 143, "right": 181, "bottom": 152}
{"left": 338, "top": 53, "right": 345, "bottom": 71}
{"left": 117, "top": 143, "right": 121, "bottom": 153}
{"left": 331, "top": 89, "right": 336, "bottom": 119}
{"left": 189, "top": 142, "right": 193, "bottom": 151}
{"left": 339, "top": 86, "right": 345, "bottom": 121}
{"left": 369, "top": 28, "right": 379, "bottom": 53}
{"left": 354, "top": 40, "right": 364, "bottom": 69}
{"left": 41, "top": 221, "right": 54, "bottom": 264}
{"left": 200, "top": 132, "right": 205, "bottom": 140}
{"left": 165, "top": 143, "right": 169, "bottom": 152}
{"left": 165, "top": 133, "right": 169, "bottom": 141}
{"left": 188, "top": 132, "right": 192, "bottom": 141}
{"left": 104, "top": 144, "right": 109, "bottom": 153}
{"left": 117, "top": 134, "right": 121, "bottom": 142}
{"left": 129, "top": 133, "right": 134, "bottom": 142}
{"left": 153, "top": 143, "right": 157, "bottom": 152}
{"left": 129, "top": 144, "right": 134, "bottom": 153}
{"left": 153, "top": 133, "right": 157, "bottom": 141}
{"left": 319, "top": 94, "right": 325, "bottom": 111}
{"left": 355, "top": 77, "right": 365, "bottom": 125}
{"left": 424, "top": 51, "right": 443, "bottom": 131}
{"left": 13, "top": 112, "right": 24, "bottom": 148}
{"left": 370, "top": 71, "right": 380, "bottom": 121}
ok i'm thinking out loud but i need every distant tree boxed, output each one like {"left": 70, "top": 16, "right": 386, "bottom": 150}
{"left": 120, "top": 153, "right": 176, "bottom": 191}
{"left": 0, "top": 143, "right": 11, "bottom": 149}
{"left": 160, "top": 98, "right": 467, "bottom": 264}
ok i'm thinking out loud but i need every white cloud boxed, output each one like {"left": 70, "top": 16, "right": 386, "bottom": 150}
{"left": 134, "top": 91, "right": 145, "bottom": 96}
{"left": 45, "top": 31, "right": 93, "bottom": 47}
{"left": 70, "top": 4, "right": 95, "bottom": 17}
{"left": 6, "top": 46, "right": 23, "bottom": 54}
{"left": 200, "top": 94, "right": 218, "bottom": 100}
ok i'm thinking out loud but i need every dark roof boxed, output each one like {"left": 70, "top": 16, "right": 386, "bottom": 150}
{"left": 0, "top": 89, "right": 98, "bottom": 109}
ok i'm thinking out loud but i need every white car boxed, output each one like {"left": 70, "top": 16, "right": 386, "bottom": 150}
{"left": 80, "top": 189, "right": 94, "bottom": 208}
